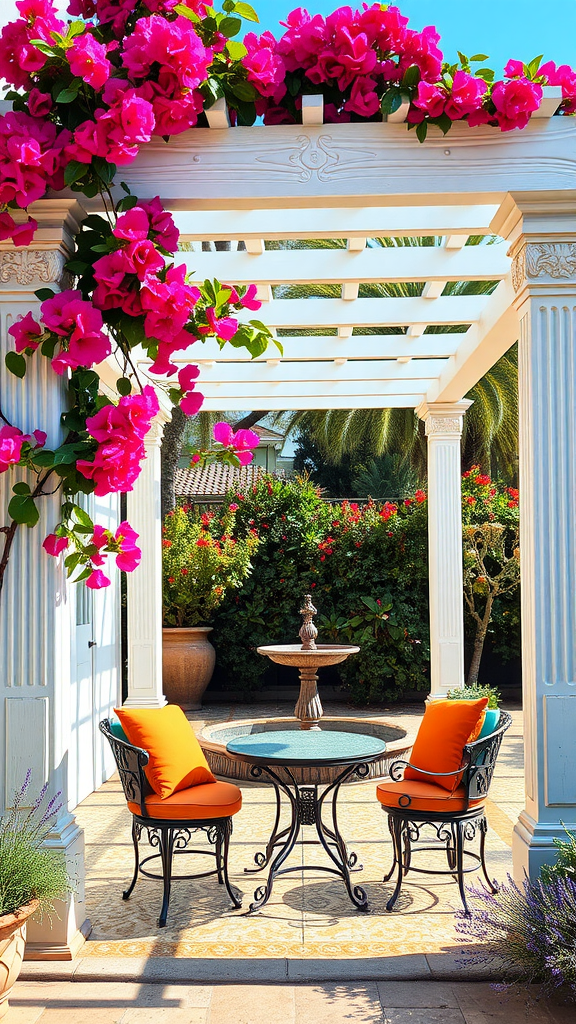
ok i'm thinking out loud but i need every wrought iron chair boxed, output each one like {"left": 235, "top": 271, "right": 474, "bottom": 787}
{"left": 100, "top": 719, "right": 242, "bottom": 927}
{"left": 377, "top": 711, "right": 512, "bottom": 915}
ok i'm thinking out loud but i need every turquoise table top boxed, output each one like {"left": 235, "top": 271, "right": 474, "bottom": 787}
{"left": 225, "top": 729, "right": 386, "bottom": 767}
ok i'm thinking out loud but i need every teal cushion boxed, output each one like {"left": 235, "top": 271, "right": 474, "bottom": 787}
{"left": 478, "top": 707, "right": 500, "bottom": 740}
{"left": 109, "top": 719, "right": 129, "bottom": 743}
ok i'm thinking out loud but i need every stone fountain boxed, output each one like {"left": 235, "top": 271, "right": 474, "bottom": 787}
{"left": 197, "top": 595, "right": 415, "bottom": 783}
{"left": 256, "top": 594, "right": 360, "bottom": 729}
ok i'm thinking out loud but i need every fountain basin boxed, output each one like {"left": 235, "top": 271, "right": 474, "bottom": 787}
{"left": 198, "top": 716, "right": 415, "bottom": 785}
{"left": 257, "top": 643, "right": 360, "bottom": 668}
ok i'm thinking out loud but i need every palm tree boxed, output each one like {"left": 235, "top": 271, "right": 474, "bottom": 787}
{"left": 279, "top": 236, "right": 518, "bottom": 481}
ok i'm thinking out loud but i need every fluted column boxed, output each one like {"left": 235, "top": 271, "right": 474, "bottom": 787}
{"left": 0, "top": 201, "right": 91, "bottom": 958}
{"left": 416, "top": 401, "right": 471, "bottom": 698}
{"left": 125, "top": 409, "right": 170, "bottom": 708}
{"left": 509, "top": 232, "right": 576, "bottom": 878}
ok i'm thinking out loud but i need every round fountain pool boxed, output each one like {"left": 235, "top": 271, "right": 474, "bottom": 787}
{"left": 198, "top": 717, "right": 415, "bottom": 784}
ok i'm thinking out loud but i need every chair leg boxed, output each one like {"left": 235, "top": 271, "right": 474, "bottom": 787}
{"left": 382, "top": 814, "right": 397, "bottom": 882}
{"left": 446, "top": 822, "right": 457, "bottom": 872}
{"left": 455, "top": 820, "right": 470, "bottom": 916}
{"left": 158, "top": 827, "right": 175, "bottom": 928}
{"left": 479, "top": 816, "right": 499, "bottom": 894}
{"left": 221, "top": 819, "right": 242, "bottom": 909}
{"left": 215, "top": 828, "right": 224, "bottom": 885}
{"left": 403, "top": 828, "right": 412, "bottom": 876}
{"left": 386, "top": 817, "right": 405, "bottom": 912}
{"left": 123, "top": 819, "right": 140, "bottom": 901}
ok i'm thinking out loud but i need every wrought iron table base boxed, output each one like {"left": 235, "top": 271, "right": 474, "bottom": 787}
{"left": 245, "top": 761, "right": 370, "bottom": 913}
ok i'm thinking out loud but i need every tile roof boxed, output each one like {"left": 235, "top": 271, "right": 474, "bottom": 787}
{"left": 176, "top": 462, "right": 268, "bottom": 498}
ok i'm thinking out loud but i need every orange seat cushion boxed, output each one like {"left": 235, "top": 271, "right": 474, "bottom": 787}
{"left": 377, "top": 778, "right": 484, "bottom": 814}
{"left": 404, "top": 697, "right": 488, "bottom": 792}
{"left": 115, "top": 704, "right": 215, "bottom": 799}
{"left": 127, "top": 780, "right": 242, "bottom": 820}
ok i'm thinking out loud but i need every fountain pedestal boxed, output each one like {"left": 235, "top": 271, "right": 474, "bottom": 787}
{"left": 257, "top": 596, "right": 360, "bottom": 730}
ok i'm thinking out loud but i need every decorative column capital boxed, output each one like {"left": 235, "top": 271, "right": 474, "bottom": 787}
{"left": 0, "top": 249, "right": 69, "bottom": 289}
{"left": 144, "top": 405, "right": 171, "bottom": 448}
{"left": 415, "top": 400, "right": 473, "bottom": 438}
{"left": 511, "top": 240, "right": 576, "bottom": 294}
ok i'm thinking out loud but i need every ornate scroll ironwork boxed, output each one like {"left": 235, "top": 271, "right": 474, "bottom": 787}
{"left": 245, "top": 760, "right": 370, "bottom": 913}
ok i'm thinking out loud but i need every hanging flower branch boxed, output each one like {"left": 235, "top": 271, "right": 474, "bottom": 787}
{"left": 0, "top": 0, "right": 272, "bottom": 594}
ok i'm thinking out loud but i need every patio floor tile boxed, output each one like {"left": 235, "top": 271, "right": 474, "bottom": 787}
{"left": 294, "top": 981, "right": 385, "bottom": 1023}
{"left": 207, "top": 984, "right": 296, "bottom": 1024}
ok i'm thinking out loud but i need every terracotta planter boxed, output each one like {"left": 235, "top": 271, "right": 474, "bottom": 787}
{"left": 0, "top": 899, "right": 39, "bottom": 1020}
{"left": 162, "top": 626, "right": 216, "bottom": 710}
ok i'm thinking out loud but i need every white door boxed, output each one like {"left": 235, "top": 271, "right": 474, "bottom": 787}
{"left": 71, "top": 579, "right": 97, "bottom": 806}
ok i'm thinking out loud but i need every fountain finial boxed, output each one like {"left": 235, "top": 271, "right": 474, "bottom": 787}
{"left": 299, "top": 594, "right": 318, "bottom": 651}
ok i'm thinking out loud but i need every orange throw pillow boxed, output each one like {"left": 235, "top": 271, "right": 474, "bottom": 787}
{"left": 404, "top": 697, "right": 489, "bottom": 792}
{"left": 114, "top": 704, "right": 215, "bottom": 799}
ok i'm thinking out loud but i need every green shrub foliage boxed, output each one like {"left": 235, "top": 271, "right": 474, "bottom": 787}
{"left": 170, "top": 473, "right": 519, "bottom": 703}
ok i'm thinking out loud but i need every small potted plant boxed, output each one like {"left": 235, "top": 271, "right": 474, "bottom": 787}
{"left": 162, "top": 503, "right": 258, "bottom": 708}
{"left": 0, "top": 772, "right": 70, "bottom": 1018}
{"left": 446, "top": 682, "right": 502, "bottom": 737}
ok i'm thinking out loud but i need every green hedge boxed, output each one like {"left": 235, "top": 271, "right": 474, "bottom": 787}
{"left": 176, "top": 474, "right": 520, "bottom": 704}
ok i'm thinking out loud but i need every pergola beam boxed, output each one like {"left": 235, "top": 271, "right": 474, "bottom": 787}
{"left": 235, "top": 295, "right": 486, "bottom": 329}
{"left": 193, "top": 379, "right": 433, "bottom": 399}
{"left": 192, "top": 358, "right": 446, "bottom": 384}
{"left": 178, "top": 333, "right": 464, "bottom": 361}
{"left": 173, "top": 204, "right": 499, "bottom": 240}
{"left": 198, "top": 394, "right": 426, "bottom": 410}
{"left": 178, "top": 242, "right": 509, "bottom": 284}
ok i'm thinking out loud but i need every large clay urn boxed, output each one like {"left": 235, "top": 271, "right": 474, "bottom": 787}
{"left": 162, "top": 626, "right": 216, "bottom": 710}
{"left": 0, "top": 899, "right": 39, "bottom": 1020}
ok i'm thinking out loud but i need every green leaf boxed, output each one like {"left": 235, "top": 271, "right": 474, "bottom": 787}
{"left": 55, "top": 80, "right": 81, "bottom": 103}
{"left": 416, "top": 120, "right": 428, "bottom": 143}
{"left": 5, "top": 352, "right": 26, "bottom": 378}
{"left": 66, "top": 20, "right": 86, "bottom": 39}
{"left": 470, "top": 53, "right": 490, "bottom": 62}
{"left": 71, "top": 504, "right": 93, "bottom": 529}
{"left": 233, "top": 1, "right": 259, "bottom": 20}
{"left": 40, "top": 337, "right": 57, "bottom": 358}
{"left": 361, "top": 596, "right": 380, "bottom": 613}
{"left": 93, "top": 157, "right": 116, "bottom": 185}
{"left": 380, "top": 89, "right": 403, "bottom": 115}
{"left": 8, "top": 494, "right": 39, "bottom": 527}
{"left": 116, "top": 194, "right": 139, "bottom": 213}
{"left": 231, "top": 80, "right": 257, "bottom": 102}
{"left": 81, "top": 214, "right": 111, "bottom": 234}
{"left": 12, "top": 481, "right": 31, "bottom": 495}
{"left": 31, "top": 449, "right": 56, "bottom": 467}
{"left": 64, "top": 160, "right": 87, "bottom": 186}
{"left": 219, "top": 15, "right": 242, "bottom": 36}
{"left": 401, "top": 64, "right": 421, "bottom": 89}
{"left": 476, "top": 68, "right": 495, "bottom": 82}
{"left": 53, "top": 442, "right": 88, "bottom": 466}
{"left": 226, "top": 39, "right": 248, "bottom": 60}
{"left": 434, "top": 112, "right": 453, "bottom": 135}
{"left": 174, "top": 2, "right": 201, "bottom": 21}
{"left": 116, "top": 377, "right": 132, "bottom": 396}
{"left": 120, "top": 181, "right": 131, "bottom": 194}
{"left": 65, "top": 551, "right": 83, "bottom": 572}
{"left": 28, "top": 39, "right": 54, "bottom": 55}
{"left": 65, "top": 259, "right": 89, "bottom": 275}
{"left": 457, "top": 50, "right": 468, "bottom": 65}
{"left": 34, "top": 288, "right": 55, "bottom": 302}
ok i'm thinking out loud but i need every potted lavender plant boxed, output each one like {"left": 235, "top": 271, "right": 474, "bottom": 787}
{"left": 0, "top": 772, "right": 70, "bottom": 1019}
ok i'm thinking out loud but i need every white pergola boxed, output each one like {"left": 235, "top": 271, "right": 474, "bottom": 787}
{"left": 1, "top": 113, "right": 576, "bottom": 956}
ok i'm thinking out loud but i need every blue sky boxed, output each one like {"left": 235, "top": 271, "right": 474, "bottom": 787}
{"left": 251, "top": 1, "right": 576, "bottom": 74}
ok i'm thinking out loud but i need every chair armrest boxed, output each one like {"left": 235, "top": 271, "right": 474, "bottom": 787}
{"left": 388, "top": 756, "right": 470, "bottom": 783}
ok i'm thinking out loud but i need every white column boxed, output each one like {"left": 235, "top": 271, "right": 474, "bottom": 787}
{"left": 416, "top": 401, "right": 472, "bottom": 698}
{"left": 125, "top": 409, "right": 170, "bottom": 708}
{"left": 0, "top": 202, "right": 91, "bottom": 958}
{"left": 510, "top": 231, "right": 576, "bottom": 878}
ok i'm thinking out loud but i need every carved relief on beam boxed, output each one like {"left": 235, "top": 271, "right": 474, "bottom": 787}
{"left": 0, "top": 250, "right": 68, "bottom": 288}
{"left": 512, "top": 242, "right": 576, "bottom": 292}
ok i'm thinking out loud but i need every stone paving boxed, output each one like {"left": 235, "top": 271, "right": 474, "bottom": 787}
{"left": 67, "top": 702, "right": 524, "bottom": 963}
{"left": 8, "top": 980, "right": 576, "bottom": 1023}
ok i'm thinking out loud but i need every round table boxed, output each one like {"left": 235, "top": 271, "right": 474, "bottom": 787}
{"left": 226, "top": 729, "right": 386, "bottom": 913}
